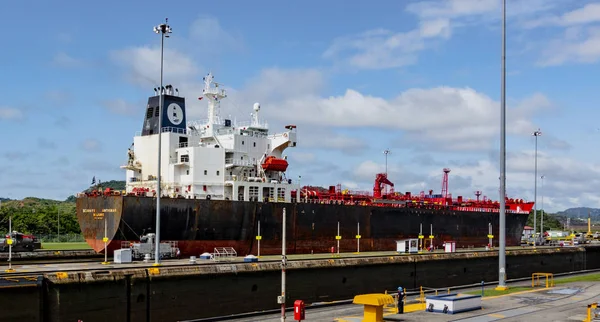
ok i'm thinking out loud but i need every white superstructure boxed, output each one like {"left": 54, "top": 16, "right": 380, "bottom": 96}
{"left": 121, "top": 73, "right": 299, "bottom": 202}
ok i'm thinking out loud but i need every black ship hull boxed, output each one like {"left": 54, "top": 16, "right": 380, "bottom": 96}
{"left": 76, "top": 196, "right": 528, "bottom": 256}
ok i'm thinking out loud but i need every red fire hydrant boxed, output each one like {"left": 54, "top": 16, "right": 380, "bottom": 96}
{"left": 294, "top": 300, "right": 305, "bottom": 321}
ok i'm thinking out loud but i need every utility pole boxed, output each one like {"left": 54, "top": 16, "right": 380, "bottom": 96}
{"left": 541, "top": 175, "right": 545, "bottom": 239}
{"left": 496, "top": 0, "right": 508, "bottom": 291}
{"left": 153, "top": 18, "right": 172, "bottom": 266}
{"left": 532, "top": 129, "right": 542, "bottom": 246}
{"left": 279, "top": 208, "right": 287, "bottom": 322}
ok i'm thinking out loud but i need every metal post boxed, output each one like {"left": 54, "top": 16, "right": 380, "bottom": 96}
{"left": 337, "top": 221, "right": 340, "bottom": 255}
{"left": 357, "top": 222, "right": 360, "bottom": 253}
{"left": 153, "top": 18, "right": 172, "bottom": 266}
{"left": 280, "top": 208, "right": 287, "bottom": 322}
{"left": 383, "top": 149, "right": 391, "bottom": 195}
{"left": 419, "top": 223, "right": 423, "bottom": 251}
{"left": 430, "top": 224, "right": 433, "bottom": 250}
{"left": 297, "top": 176, "right": 301, "bottom": 203}
{"left": 258, "top": 220, "right": 261, "bottom": 257}
{"left": 7, "top": 215, "right": 13, "bottom": 272}
{"left": 489, "top": 223, "right": 493, "bottom": 248}
{"left": 102, "top": 216, "right": 109, "bottom": 265}
{"left": 541, "top": 175, "right": 545, "bottom": 240}
{"left": 533, "top": 129, "right": 541, "bottom": 246}
{"left": 496, "top": 0, "right": 508, "bottom": 291}
{"left": 383, "top": 149, "right": 391, "bottom": 175}
{"left": 57, "top": 207, "right": 60, "bottom": 242}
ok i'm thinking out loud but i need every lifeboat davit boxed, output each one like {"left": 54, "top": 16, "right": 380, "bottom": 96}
{"left": 261, "top": 156, "right": 289, "bottom": 172}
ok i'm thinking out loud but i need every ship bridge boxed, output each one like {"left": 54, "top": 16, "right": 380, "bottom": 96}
{"left": 121, "top": 72, "right": 299, "bottom": 202}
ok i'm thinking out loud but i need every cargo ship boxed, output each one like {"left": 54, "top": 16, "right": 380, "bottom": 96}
{"left": 76, "top": 73, "right": 534, "bottom": 256}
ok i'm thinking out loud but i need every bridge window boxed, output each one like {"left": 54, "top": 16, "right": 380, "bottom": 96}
{"left": 204, "top": 170, "right": 207, "bottom": 175}
{"left": 216, "top": 170, "right": 220, "bottom": 176}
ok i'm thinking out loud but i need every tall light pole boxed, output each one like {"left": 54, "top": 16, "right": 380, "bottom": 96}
{"left": 57, "top": 206, "right": 60, "bottom": 242}
{"left": 383, "top": 149, "right": 391, "bottom": 175}
{"left": 532, "top": 129, "right": 542, "bottom": 246}
{"left": 496, "top": 0, "right": 508, "bottom": 291}
{"left": 153, "top": 18, "right": 172, "bottom": 266}
{"left": 383, "top": 149, "right": 391, "bottom": 195}
{"left": 541, "top": 175, "right": 545, "bottom": 240}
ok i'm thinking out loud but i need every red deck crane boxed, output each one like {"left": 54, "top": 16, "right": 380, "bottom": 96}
{"left": 441, "top": 168, "right": 451, "bottom": 198}
{"left": 373, "top": 173, "right": 394, "bottom": 199}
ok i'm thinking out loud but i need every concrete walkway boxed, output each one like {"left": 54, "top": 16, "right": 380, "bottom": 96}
{"left": 224, "top": 280, "right": 600, "bottom": 322}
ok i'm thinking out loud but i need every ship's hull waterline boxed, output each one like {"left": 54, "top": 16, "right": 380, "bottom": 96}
{"left": 76, "top": 195, "right": 528, "bottom": 256}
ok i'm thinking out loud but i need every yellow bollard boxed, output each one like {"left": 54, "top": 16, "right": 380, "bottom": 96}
{"left": 353, "top": 294, "right": 395, "bottom": 322}
{"left": 585, "top": 302, "right": 598, "bottom": 322}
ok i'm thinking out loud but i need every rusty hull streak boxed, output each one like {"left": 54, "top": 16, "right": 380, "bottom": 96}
{"left": 76, "top": 196, "right": 123, "bottom": 253}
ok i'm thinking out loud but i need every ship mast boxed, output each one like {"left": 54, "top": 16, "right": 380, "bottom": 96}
{"left": 202, "top": 72, "right": 227, "bottom": 130}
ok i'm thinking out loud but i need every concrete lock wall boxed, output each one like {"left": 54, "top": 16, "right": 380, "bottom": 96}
{"left": 1, "top": 246, "right": 599, "bottom": 322}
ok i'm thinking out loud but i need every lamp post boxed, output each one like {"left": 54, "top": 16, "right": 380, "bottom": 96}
{"left": 541, "top": 174, "right": 545, "bottom": 240}
{"left": 153, "top": 18, "right": 172, "bottom": 266}
{"left": 496, "top": 0, "right": 508, "bottom": 291}
{"left": 533, "top": 129, "right": 542, "bottom": 246}
{"left": 383, "top": 149, "right": 391, "bottom": 195}
{"left": 383, "top": 149, "right": 391, "bottom": 175}
{"left": 57, "top": 206, "right": 60, "bottom": 242}
{"left": 297, "top": 175, "right": 301, "bottom": 203}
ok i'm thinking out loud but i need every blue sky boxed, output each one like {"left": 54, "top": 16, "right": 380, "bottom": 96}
{"left": 2, "top": 0, "right": 600, "bottom": 212}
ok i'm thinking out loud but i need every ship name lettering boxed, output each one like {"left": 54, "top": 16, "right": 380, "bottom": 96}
{"left": 82, "top": 209, "right": 96, "bottom": 213}
{"left": 93, "top": 213, "right": 105, "bottom": 220}
{"left": 102, "top": 208, "right": 117, "bottom": 213}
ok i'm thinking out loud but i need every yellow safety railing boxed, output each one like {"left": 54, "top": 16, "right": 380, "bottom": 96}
{"left": 585, "top": 302, "right": 599, "bottom": 322}
{"left": 531, "top": 272, "right": 554, "bottom": 288}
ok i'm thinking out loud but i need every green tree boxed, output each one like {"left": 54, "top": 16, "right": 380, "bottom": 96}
{"left": 526, "top": 210, "right": 563, "bottom": 232}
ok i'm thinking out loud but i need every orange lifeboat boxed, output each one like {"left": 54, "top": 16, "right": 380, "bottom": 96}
{"left": 261, "top": 156, "right": 289, "bottom": 172}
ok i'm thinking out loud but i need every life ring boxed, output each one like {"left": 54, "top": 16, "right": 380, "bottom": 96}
{"left": 283, "top": 133, "right": 288, "bottom": 138}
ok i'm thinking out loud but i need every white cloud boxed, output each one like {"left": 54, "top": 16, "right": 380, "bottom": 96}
{"left": 52, "top": 52, "right": 84, "bottom": 68}
{"left": 538, "top": 26, "right": 600, "bottom": 66}
{"left": 101, "top": 99, "right": 141, "bottom": 116}
{"left": 37, "top": 137, "right": 57, "bottom": 150}
{"left": 322, "top": 28, "right": 431, "bottom": 69}
{"left": 516, "top": 2, "right": 600, "bottom": 66}
{"left": 323, "top": 0, "right": 560, "bottom": 70}
{"left": 0, "top": 107, "right": 24, "bottom": 120}
{"left": 523, "top": 3, "right": 600, "bottom": 29}
{"left": 188, "top": 16, "right": 243, "bottom": 53}
{"left": 243, "top": 71, "right": 550, "bottom": 151}
{"left": 80, "top": 139, "right": 102, "bottom": 152}
{"left": 290, "top": 152, "right": 316, "bottom": 163}
{"left": 109, "top": 46, "right": 200, "bottom": 87}
{"left": 45, "top": 90, "right": 72, "bottom": 105}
